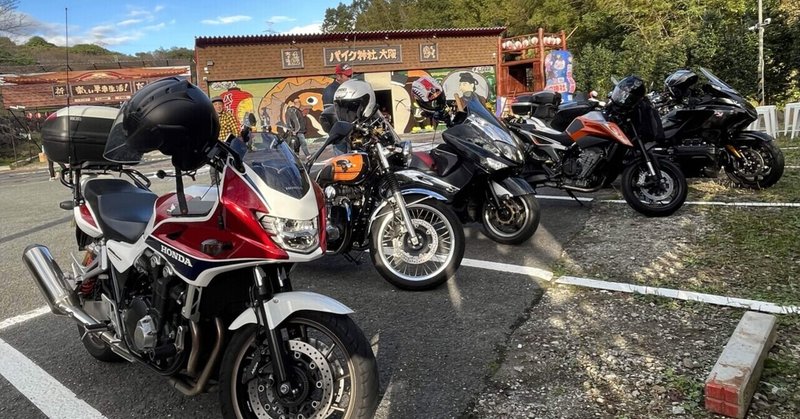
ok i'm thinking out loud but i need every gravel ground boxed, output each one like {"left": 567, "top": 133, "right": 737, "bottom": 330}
{"left": 466, "top": 202, "right": 799, "bottom": 418}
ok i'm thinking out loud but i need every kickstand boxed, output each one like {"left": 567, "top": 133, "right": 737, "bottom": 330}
{"left": 566, "top": 190, "right": 585, "bottom": 207}
{"left": 343, "top": 251, "right": 364, "bottom": 265}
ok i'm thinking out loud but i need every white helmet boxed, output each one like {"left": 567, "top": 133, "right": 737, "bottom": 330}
{"left": 333, "top": 80, "right": 376, "bottom": 123}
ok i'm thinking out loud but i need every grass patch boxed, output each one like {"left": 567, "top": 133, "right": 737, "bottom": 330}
{"left": 690, "top": 207, "right": 800, "bottom": 304}
{"left": 664, "top": 367, "right": 704, "bottom": 412}
{"left": 687, "top": 169, "right": 800, "bottom": 203}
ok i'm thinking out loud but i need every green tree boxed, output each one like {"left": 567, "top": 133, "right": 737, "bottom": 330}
{"left": 322, "top": 2, "right": 358, "bottom": 32}
{"left": 24, "top": 36, "right": 55, "bottom": 48}
{"left": 70, "top": 44, "right": 113, "bottom": 55}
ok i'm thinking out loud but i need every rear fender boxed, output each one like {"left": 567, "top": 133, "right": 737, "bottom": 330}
{"left": 228, "top": 291, "right": 353, "bottom": 330}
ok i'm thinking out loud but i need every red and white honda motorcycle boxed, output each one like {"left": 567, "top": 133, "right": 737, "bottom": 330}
{"left": 23, "top": 78, "right": 378, "bottom": 419}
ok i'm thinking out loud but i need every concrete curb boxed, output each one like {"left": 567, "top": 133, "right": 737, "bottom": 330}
{"left": 705, "top": 311, "right": 778, "bottom": 418}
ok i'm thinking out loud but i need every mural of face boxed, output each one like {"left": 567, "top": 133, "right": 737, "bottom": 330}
{"left": 258, "top": 76, "right": 330, "bottom": 137}
{"left": 441, "top": 70, "right": 490, "bottom": 101}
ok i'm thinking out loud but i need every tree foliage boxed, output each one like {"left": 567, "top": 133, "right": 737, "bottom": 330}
{"left": 322, "top": 0, "right": 800, "bottom": 104}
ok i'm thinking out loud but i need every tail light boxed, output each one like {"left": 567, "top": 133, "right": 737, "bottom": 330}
{"left": 79, "top": 205, "right": 97, "bottom": 228}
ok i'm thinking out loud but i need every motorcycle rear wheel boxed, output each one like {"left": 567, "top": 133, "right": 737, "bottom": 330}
{"left": 481, "top": 194, "right": 540, "bottom": 245}
{"left": 219, "top": 313, "right": 379, "bottom": 419}
{"left": 621, "top": 159, "right": 687, "bottom": 217}
{"left": 76, "top": 324, "right": 122, "bottom": 362}
{"left": 370, "top": 199, "right": 465, "bottom": 291}
{"left": 724, "top": 141, "right": 785, "bottom": 188}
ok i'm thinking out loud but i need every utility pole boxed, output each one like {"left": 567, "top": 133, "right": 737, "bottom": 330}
{"left": 758, "top": 0, "right": 765, "bottom": 105}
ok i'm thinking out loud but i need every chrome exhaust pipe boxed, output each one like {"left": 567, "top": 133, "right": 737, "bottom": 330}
{"left": 22, "top": 244, "right": 104, "bottom": 331}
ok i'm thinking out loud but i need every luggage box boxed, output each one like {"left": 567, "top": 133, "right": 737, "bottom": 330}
{"left": 42, "top": 106, "right": 119, "bottom": 164}
{"left": 511, "top": 91, "right": 561, "bottom": 117}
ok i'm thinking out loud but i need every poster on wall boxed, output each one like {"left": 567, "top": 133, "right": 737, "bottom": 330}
{"left": 544, "top": 50, "right": 576, "bottom": 102}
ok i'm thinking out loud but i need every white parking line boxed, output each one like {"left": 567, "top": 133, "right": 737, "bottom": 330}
{"left": 0, "top": 306, "right": 49, "bottom": 331}
{"left": 0, "top": 338, "right": 107, "bottom": 419}
{"left": 537, "top": 195, "right": 800, "bottom": 208}
{"left": 555, "top": 276, "right": 800, "bottom": 315}
{"left": 461, "top": 258, "right": 553, "bottom": 281}
{"left": 598, "top": 199, "right": 800, "bottom": 208}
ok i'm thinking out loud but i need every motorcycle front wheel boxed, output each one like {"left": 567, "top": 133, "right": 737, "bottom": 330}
{"left": 724, "top": 141, "right": 785, "bottom": 188}
{"left": 621, "top": 158, "right": 687, "bottom": 217}
{"left": 481, "top": 194, "right": 540, "bottom": 245}
{"left": 219, "top": 312, "right": 379, "bottom": 419}
{"left": 370, "top": 199, "right": 465, "bottom": 291}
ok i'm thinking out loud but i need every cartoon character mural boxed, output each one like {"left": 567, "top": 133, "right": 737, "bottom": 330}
{"left": 207, "top": 66, "right": 495, "bottom": 137}
{"left": 544, "top": 50, "right": 576, "bottom": 102}
{"left": 258, "top": 77, "right": 329, "bottom": 137}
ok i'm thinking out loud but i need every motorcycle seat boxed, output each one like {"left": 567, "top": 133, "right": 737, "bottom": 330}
{"left": 83, "top": 179, "right": 157, "bottom": 243}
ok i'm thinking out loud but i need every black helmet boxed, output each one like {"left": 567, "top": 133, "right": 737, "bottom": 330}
{"left": 411, "top": 76, "right": 446, "bottom": 112}
{"left": 114, "top": 77, "right": 219, "bottom": 171}
{"left": 664, "top": 69, "right": 698, "bottom": 99}
{"left": 610, "top": 75, "right": 646, "bottom": 112}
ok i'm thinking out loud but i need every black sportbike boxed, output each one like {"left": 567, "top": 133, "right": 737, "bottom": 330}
{"left": 650, "top": 67, "right": 784, "bottom": 188}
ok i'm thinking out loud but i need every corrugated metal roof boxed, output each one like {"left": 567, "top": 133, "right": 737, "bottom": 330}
{"left": 195, "top": 27, "right": 507, "bottom": 47}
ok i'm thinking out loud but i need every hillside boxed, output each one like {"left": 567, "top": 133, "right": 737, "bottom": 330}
{"left": 0, "top": 36, "right": 193, "bottom": 72}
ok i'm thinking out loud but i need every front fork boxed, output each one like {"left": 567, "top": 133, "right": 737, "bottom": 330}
{"left": 630, "top": 125, "right": 662, "bottom": 179}
{"left": 252, "top": 267, "right": 295, "bottom": 398}
{"left": 375, "top": 143, "right": 420, "bottom": 246}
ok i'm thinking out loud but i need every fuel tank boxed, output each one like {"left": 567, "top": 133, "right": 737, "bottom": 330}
{"left": 315, "top": 152, "right": 370, "bottom": 185}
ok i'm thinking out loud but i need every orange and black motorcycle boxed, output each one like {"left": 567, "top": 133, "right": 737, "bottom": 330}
{"left": 509, "top": 75, "right": 688, "bottom": 217}
{"left": 305, "top": 119, "right": 465, "bottom": 291}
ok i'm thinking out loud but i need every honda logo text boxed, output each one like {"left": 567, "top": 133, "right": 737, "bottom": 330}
{"left": 161, "top": 245, "right": 193, "bottom": 267}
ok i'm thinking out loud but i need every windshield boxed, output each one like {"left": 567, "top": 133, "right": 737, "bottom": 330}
{"left": 462, "top": 95, "right": 516, "bottom": 145}
{"left": 103, "top": 105, "right": 144, "bottom": 164}
{"left": 249, "top": 139, "right": 310, "bottom": 200}
{"left": 699, "top": 67, "right": 741, "bottom": 97}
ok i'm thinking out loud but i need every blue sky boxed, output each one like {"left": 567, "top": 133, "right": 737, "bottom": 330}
{"left": 11, "top": 1, "right": 342, "bottom": 55}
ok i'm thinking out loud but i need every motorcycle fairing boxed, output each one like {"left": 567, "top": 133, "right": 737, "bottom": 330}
{"left": 394, "top": 169, "right": 460, "bottom": 198}
{"left": 567, "top": 111, "right": 632, "bottom": 146}
{"left": 144, "top": 236, "right": 265, "bottom": 285}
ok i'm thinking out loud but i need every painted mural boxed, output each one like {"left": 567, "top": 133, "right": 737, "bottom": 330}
{"left": 208, "top": 66, "right": 496, "bottom": 138}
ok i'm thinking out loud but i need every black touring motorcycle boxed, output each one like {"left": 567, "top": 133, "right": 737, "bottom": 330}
{"left": 649, "top": 67, "right": 784, "bottom": 188}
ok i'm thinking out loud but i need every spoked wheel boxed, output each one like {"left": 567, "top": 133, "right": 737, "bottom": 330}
{"left": 621, "top": 158, "right": 687, "bottom": 217}
{"left": 724, "top": 141, "right": 785, "bottom": 188}
{"left": 481, "top": 194, "right": 540, "bottom": 245}
{"left": 370, "top": 199, "right": 465, "bottom": 291}
{"left": 220, "top": 313, "right": 379, "bottom": 419}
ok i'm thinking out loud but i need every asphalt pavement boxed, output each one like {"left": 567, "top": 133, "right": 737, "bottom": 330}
{"left": 0, "top": 136, "right": 593, "bottom": 418}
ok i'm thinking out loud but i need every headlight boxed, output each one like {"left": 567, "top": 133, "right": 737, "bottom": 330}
{"left": 494, "top": 141, "right": 523, "bottom": 164}
{"left": 256, "top": 212, "right": 319, "bottom": 253}
{"left": 483, "top": 157, "right": 508, "bottom": 171}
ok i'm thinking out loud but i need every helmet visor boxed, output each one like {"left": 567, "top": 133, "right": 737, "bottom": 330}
{"left": 103, "top": 104, "right": 143, "bottom": 164}
{"left": 334, "top": 94, "right": 369, "bottom": 123}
